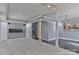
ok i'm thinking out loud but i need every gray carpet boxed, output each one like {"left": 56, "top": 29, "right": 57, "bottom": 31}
{"left": 0, "top": 38, "right": 77, "bottom": 55}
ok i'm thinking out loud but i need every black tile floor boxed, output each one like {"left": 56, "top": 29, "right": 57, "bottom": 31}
{"left": 42, "top": 39, "right": 79, "bottom": 54}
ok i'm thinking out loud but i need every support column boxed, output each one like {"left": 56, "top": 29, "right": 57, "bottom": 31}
{"left": 38, "top": 20, "right": 42, "bottom": 41}
{"left": 26, "top": 23, "right": 32, "bottom": 39}
{"left": 55, "top": 12, "right": 59, "bottom": 48}
{"left": 0, "top": 3, "right": 9, "bottom": 40}
{"left": 0, "top": 22, "right": 8, "bottom": 40}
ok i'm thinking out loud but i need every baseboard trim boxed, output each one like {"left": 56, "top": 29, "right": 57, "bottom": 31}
{"left": 8, "top": 37, "right": 26, "bottom": 40}
{"left": 42, "top": 37, "right": 79, "bottom": 42}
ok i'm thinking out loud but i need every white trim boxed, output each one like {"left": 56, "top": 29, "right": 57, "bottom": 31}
{"left": 67, "top": 41, "right": 79, "bottom": 46}
{"left": 47, "top": 38, "right": 56, "bottom": 41}
{"left": 59, "top": 37, "right": 79, "bottom": 42}
{"left": 8, "top": 37, "right": 26, "bottom": 40}
{"left": 42, "top": 37, "right": 79, "bottom": 42}
{"left": 0, "top": 38, "right": 26, "bottom": 42}
{"left": 0, "top": 19, "right": 26, "bottom": 24}
{"left": 42, "top": 38, "right": 56, "bottom": 41}
{"left": 41, "top": 20, "right": 56, "bottom": 23}
{"left": 55, "top": 12, "right": 59, "bottom": 48}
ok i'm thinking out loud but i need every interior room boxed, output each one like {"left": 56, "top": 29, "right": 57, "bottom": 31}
{"left": 0, "top": 3, "right": 79, "bottom": 55}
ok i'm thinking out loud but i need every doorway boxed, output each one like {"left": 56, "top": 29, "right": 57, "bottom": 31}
{"left": 32, "top": 21, "right": 39, "bottom": 40}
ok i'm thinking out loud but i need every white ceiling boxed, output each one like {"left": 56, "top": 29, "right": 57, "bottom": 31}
{"left": 8, "top": 3, "right": 56, "bottom": 21}
{"left": 0, "top": 3, "right": 79, "bottom": 21}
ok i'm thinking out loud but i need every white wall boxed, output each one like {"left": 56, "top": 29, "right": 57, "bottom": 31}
{"left": 0, "top": 21, "right": 32, "bottom": 40}
{"left": 0, "top": 22, "right": 8, "bottom": 40}
{"left": 48, "top": 22, "right": 56, "bottom": 40}
{"left": 26, "top": 23, "right": 32, "bottom": 39}
{"left": 41, "top": 21, "right": 56, "bottom": 41}
{"left": 8, "top": 22, "right": 26, "bottom": 39}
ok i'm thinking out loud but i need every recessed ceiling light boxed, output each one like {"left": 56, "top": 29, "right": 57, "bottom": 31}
{"left": 47, "top": 5, "right": 52, "bottom": 8}
{"left": 53, "top": 7, "right": 56, "bottom": 10}
{"left": 45, "top": 4, "right": 56, "bottom": 10}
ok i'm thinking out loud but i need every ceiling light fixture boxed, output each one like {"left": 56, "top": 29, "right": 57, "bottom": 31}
{"left": 42, "top": 3, "right": 56, "bottom": 10}
{"left": 47, "top": 5, "right": 52, "bottom": 8}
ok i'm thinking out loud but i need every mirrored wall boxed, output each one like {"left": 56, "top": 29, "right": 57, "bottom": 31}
{"left": 58, "top": 18, "right": 79, "bottom": 53}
